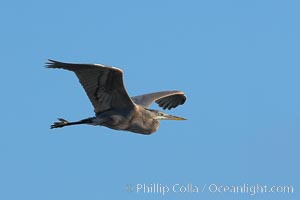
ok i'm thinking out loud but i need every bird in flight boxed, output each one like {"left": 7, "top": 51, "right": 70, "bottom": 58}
{"left": 46, "top": 60, "right": 186, "bottom": 134}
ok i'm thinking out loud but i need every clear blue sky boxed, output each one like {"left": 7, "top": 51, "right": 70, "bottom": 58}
{"left": 0, "top": 0, "right": 299, "bottom": 199}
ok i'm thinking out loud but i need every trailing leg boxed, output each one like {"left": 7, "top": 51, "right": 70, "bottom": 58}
{"left": 50, "top": 117, "right": 95, "bottom": 129}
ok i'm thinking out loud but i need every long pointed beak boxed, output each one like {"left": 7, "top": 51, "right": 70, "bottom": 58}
{"left": 157, "top": 113, "right": 187, "bottom": 120}
{"left": 168, "top": 115, "right": 187, "bottom": 120}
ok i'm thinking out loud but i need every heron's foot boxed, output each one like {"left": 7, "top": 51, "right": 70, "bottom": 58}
{"left": 50, "top": 118, "right": 69, "bottom": 129}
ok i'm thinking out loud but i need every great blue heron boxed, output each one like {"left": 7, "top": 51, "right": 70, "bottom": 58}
{"left": 46, "top": 59, "right": 186, "bottom": 134}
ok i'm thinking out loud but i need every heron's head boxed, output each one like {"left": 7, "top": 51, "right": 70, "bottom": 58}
{"left": 147, "top": 109, "right": 186, "bottom": 121}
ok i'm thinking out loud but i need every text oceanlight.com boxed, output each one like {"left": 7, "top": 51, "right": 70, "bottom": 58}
{"left": 126, "top": 183, "right": 294, "bottom": 196}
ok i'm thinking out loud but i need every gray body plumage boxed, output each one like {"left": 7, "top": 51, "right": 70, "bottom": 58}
{"left": 47, "top": 60, "right": 186, "bottom": 135}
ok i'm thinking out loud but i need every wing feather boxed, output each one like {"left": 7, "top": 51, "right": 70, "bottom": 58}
{"left": 131, "top": 91, "right": 186, "bottom": 110}
{"left": 46, "top": 59, "right": 134, "bottom": 113}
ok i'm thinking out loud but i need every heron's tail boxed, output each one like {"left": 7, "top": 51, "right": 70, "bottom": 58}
{"left": 50, "top": 118, "right": 95, "bottom": 129}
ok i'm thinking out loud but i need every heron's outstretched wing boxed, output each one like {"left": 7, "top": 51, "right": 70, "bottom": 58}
{"left": 131, "top": 91, "right": 186, "bottom": 110}
{"left": 46, "top": 59, "right": 135, "bottom": 113}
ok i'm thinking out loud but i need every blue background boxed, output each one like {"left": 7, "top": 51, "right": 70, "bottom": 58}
{"left": 0, "top": 0, "right": 299, "bottom": 199}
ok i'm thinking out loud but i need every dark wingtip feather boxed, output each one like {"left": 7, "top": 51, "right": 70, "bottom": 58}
{"left": 45, "top": 59, "right": 66, "bottom": 69}
{"left": 156, "top": 93, "right": 187, "bottom": 110}
{"left": 181, "top": 95, "right": 187, "bottom": 105}
{"left": 45, "top": 59, "right": 57, "bottom": 68}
